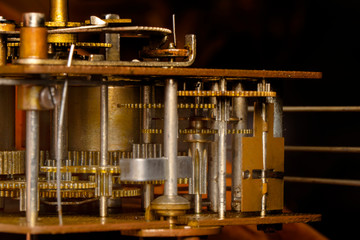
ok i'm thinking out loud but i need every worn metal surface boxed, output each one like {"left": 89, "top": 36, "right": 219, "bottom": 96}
{"left": 119, "top": 157, "right": 192, "bottom": 182}
{"left": 0, "top": 212, "right": 320, "bottom": 235}
{"left": 0, "top": 65, "right": 322, "bottom": 79}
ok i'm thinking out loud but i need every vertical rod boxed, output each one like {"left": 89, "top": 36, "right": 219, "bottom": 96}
{"left": 50, "top": 0, "right": 68, "bottom": 22}
{"left": 261, "top": 101, "right": 268, "bottom": 217}
{"left": 194, "top": 147, "right": 201, "bottom": 214}
{"left": 164, "top": 79, "right": 178, "bottom": 196}
{"left": 55, "top": 80, "right": 68, "bottom": 225}
{"left": 100, "top": 84, "right": 108, "bottom": 217}
{"left": 141, "top": 85, "right": 154, "bottom": 209}
{"left": 231, "top": 83, "right": 247, "bottom": 212}
{"left": 26, "top": 110, "right": 40, "bottom": 226}
{"left": 104, "top": 14, "right": 120, "bottom": 61}
{"left": 218, "top": 79, "right": 227, "bottom": 219}
{"left": 208, "top": 82, "right": 219, "bottom": 212}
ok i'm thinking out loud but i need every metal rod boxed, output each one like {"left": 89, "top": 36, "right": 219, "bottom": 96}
{"left": 100, "top": 83, "right": 108, "bottom": 217}
{"left": 248, "top": 106, "right": 360, "bottom": 112}
{"left": 208, "top": 82, "right": 219, "bottom": 212}
{"left": 284, "top": 176, "right": 360, "bottom": 187}
{"left": 261, "top": 101, "right": 268, "bottom": 217}
{"left": 55, "top": 80, "right": 68, "bottom": 225}
{"left": 231, "top": 83, "right": 247, "bottom": 212}
{"left": 26, "top": 110, "right": 40, "bottom": 226}
{"left": 218, "top": 79, "right": 227, "bottom": 219}
{"left": 172, "top": 14, "right": 176, "bottom": 47}
{"left": 163, "top": 79, "right": 178, "bottom": 196}
{"left": 141, "top": 85, "right": 154, "bottom": 210}
{"left": 285, "top": 146, "right": 360, "bottom": 153}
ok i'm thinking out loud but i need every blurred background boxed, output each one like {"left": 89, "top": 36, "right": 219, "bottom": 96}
{"left": 1, "top": 0, "right": 360, "bottom": 239}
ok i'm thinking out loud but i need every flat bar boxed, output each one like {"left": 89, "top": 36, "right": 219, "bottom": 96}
{"left": 0, "top": 213, "right": 320, "bottom": 235}
{"left": 249, "top": 106, "right": 360, "bottom": 112}
{"left": 285, "top": 146, "right": 360, "bottom": 153}
{"left": 285, "top": 176, "right": 360, "bottom": 187}
{"left": 0, "top": 66, "right": 322, "bottom": 79}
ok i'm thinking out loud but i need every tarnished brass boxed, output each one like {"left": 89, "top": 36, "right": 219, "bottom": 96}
{"left": 68, "top": 86, "right": 140, "bottom": 151}
{"left": 241, "top": 103, "right": 284, "bottom": 212}
{"left": 17, "top": 86, "right": 49, "bottom": 110}
{"left": 19, "top": 28, "right": 47, "bottom": 59}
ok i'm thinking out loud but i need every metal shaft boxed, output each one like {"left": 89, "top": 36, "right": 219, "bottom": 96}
{"left": 261, "top": 101, "right": 268, "bottom": 217}
{"left": 231, "top": 83, "right": 247, "bottom": 212}
{"left": 163, "top": 79, "right": 178, "bottom": 196}
{"left": 105, "top": 14, "right": 120, "bottom": 61}
{"left": 141, "top": 85, "right": 154, "bottom": 209}
{"left": 26, "top": 110, "right": 40, "bottom": 225}
{"left": 100, "top": 84, "right": 108, "bottom": 217}
{"left": 208, "top": 82, "right": 219, "bottom": 212}
{"left": 285, "top": 146, "right": 360, "bottom": 153}
{"left": 50, "top": 0, "right": 68, "bottom": 22}
{"left": 218, "top": 79, "right": 227, "bottom": 219}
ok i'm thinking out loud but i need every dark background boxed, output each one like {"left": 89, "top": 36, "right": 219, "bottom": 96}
{"left": 1, "top": 0, "right": 360, "bottom": 239}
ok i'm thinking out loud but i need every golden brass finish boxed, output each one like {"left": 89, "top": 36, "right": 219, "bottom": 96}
{"left": 50, "top": 0, "right": 68, "bottom": 23}
{"left": 68, "top": 86, "right": 140, "bottom": 152}
{"left": 122, "top": 226, "right": 221, "bottom": 237}
{"left": 0, "top": 22, "right": 15, "bottom": 65}
{"left": 241, "top": 103, "right": 284, "bottom": 212}
{"left": 0, "top": 151, "right": 25, "bottom": 175}
{"left": 48, "top": 33, "right": 77, "bottom": 43}
{"left": 17, "top": 86, "right": 49, "bottom": 110}
{"left": 19, "top": 27, "right": 47, "bottom": 59}
{"left": 178, "top": 90, "right": 276, "bottom": 97}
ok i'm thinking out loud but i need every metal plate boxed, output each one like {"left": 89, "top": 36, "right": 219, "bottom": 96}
{"left": 241, "top": 103, "right": 284, "bottom": 212}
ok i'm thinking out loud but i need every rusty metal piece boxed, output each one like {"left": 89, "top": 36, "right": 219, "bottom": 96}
{"left": 142, "top": 48, "right": 189, "bottom": 58}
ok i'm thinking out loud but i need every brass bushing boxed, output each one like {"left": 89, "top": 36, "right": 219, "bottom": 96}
{"left": 19, "top": 13, "right": 47, "bottom": 59}
{"left": 151, "top": 195, "right": 190, "bottom": 217}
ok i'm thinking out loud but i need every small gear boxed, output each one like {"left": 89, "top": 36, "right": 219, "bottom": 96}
{"left": 7, "top": 42, "right": 112, "bottom": 48}
{"left": 117, "top": 103, "right": 216, "bottom": 109}
{"left": 142, "top": 128, "right": 252, "bottom": 135}
{"left": 0, "top": 180, "right": 96, "bottom": 190}
{"left": 40, "top": 165, "right": 121, "bottom": 174}
{"left": 178, "top": 90, "right": 276, "bottom": 97}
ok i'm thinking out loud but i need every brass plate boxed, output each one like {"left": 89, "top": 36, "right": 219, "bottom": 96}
{"left": 0, "top": 213, "right": 320, "bottom": 235}
{"left": 241, "top": 103, "right": 284, "bottom": 212}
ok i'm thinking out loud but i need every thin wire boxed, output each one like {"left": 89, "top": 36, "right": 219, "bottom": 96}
{"left": 56, "top": 44, "right": 75, "bottom": 225}
{"left": 172, "top": 14, "right": 176, "bottom": 47}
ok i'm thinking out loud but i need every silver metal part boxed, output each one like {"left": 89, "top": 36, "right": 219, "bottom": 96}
{"left": 119, "top": 156, "right": 192, "bottom": 182}
{"left": 105, "top": 14, "right": 120, "bottom": 61}
{"left": 100, "top": 83, "right": 109, "bottom": 217}
{"left": 218, "top": 79, "right": 228, "bottom": 219}
{"left": 26, "top": 110, "right": 40, "bottom": 225}
{"left": 208, "top": 82, "right": 219, "bottom": 212}
{"left": 231, "top": 83, "right": 247, "bottom": 212}
{"left": 163, "top": 79, "right": 178, "bottom": 196}
{"left": 22, "top": 12, "right": 45, "bottom": 28}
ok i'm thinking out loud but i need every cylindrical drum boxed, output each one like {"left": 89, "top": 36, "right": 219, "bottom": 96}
{"left": 68, "top": 86, "right": 140, "bottom": 152}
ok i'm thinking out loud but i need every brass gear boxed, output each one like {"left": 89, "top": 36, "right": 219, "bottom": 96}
{"left": 40, "top": 165, "right": 121, "bottom": 174}
{"left": 0, "top": 180, "right": 96, "bottom": 190}
{"left": 178, "top": 90, "right": 276, "bottom": 97}
{"left": 117, "top": 103, "right": 216, "bottom": 109}
{"left": 8, "top": 42, "right": 112, "bottom": 48}
{"left": 142, "top": 128, "right": 252, "bottom": 135}
{"left": 0, "top": 151, "right": 25, "bottom": 175}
